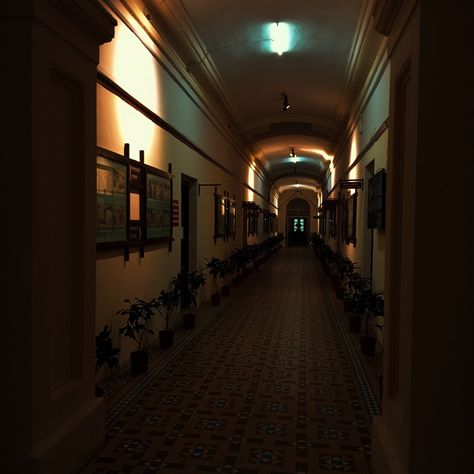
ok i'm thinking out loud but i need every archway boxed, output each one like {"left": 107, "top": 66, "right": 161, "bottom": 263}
{"left": 286, "top": 197, "right": 310, "bottom": 246}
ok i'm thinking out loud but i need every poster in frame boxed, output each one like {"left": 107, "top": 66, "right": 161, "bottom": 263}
{"left": 228, "top": 198, "right": 237, "bottom": 237}
{"left": 215, "top": 193, "right": 227, "bottom": 238}
{"left": 344, "top": 192, "right": 358, "bottom": 246}
{"left": 145, "top": 166, "right": 172, "bottom": 241}
{"left": 96, "top": 150, "right": 128, "bottom": 245}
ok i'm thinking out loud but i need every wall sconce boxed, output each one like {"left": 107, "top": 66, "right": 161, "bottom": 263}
{"left": 282, "top": 92, "right": 290, "bottom": 111}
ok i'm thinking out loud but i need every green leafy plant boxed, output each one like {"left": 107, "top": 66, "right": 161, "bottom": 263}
{"left": 205, "top": 257, "right": 226, "bottom": 293}
{"left": 95, "top": 324, "right": 120, "bottom": 371}
{"left": 172, "top": 270, "right": 206, "bottom": 313}
{"left": 354, "top": 289, "right": 384, "bottom": 336}
{"left": 154, "top": 289, "right": 179, "bottom": 330}
{"left": 117, "top": 298, "right": 155, "bottom": 351}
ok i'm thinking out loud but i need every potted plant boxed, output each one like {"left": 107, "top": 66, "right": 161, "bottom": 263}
{"left": 359, "top": 290, "right": 384, "bottom": 356}
{"left": 154, "top": 289, "right": 179, "bottom": 348}
{"left": 220, "top": 259, "right": 234, "bottom": 296}
{"left": 117, "top": 298, "right": 154, "bottom": 375}
{"left": 95, "top": 324, "right": 120, "bottom": 396}
{"left": 343, "top": 269, "right": 370, "bottom": 312}
{"left": 205, "top": 257, "right": 225, "bottom": 305}
{"left": 172, "top": 269, "right": 206, "bottom": 329}
{"left": 229, "top": 249, "right": 244, "bottom": 287}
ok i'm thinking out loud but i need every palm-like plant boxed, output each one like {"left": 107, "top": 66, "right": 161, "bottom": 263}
{"left": 205, "top": 257, "right": 226, "bottom": 293}
{"left": 154, "top": 289, "right": 179, "bottom": 331}
{"left": 117, "top": 298, "right": 155, "bottom": 352}
{"left": 172, "top": 270, "right": 206, "bottom": 313}
{"left": 95, "top": 324, "right": 120, "bottom": 371}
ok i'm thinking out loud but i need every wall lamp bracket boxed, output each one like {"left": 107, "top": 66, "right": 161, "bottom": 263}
{"left": 198, "top": 183, "right": 222, "bottom": 196}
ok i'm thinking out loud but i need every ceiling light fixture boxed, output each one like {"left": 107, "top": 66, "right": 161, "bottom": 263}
{"left": 282, "top": 92, "right": 290, "bottom": 111}
{"left": 269, "top": 22, "right": 290, "bottom": 56}
{"left": 290, "top": 147, "right": 297, "bottom": 163}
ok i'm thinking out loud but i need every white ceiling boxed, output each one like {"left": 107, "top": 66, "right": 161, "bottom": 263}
{"left": 148, "top": 0, "right": 371, "bottom": 190}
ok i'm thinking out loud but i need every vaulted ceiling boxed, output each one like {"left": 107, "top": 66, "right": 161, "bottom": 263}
{"left": 145, "top": 0, "right": 380, "bottom": 194}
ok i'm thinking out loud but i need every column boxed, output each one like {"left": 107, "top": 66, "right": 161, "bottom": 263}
{"left": 371, "top": 1, "right": 473, "bottom": 473}
{"left": 0, "top": 1, "right": 115, "bottom": 472}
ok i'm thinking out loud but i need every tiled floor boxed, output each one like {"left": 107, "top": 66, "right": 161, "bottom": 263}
{"left": 79, "top": 247, "right": 376, "bottom": 473}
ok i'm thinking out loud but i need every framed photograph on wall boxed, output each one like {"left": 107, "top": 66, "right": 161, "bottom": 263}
{"left": 215, "top": 193, "right": 227, "bottom": 239}
{"left": 345, "top": 192, "right": 357, "bottom": 246}
{"left": 96, "top": 150, "right": 128, "bottom": 245}
{"left": 228, "top": 198, "right": 236, "bottom": 236}
{"left": 367, "top": 169, "right": 386, "bottom": 229}
{"left": 145, "top": 167, "right": 172, "bottom": 241}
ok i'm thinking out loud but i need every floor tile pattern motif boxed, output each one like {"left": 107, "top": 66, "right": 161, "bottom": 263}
{"left": 80, "top": 248, "right": 372, "bottom": 473}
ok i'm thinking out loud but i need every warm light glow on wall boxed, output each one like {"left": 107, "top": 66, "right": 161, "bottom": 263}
{"left": 349, "top": 133, "right": 360, "bottom": 181}
{"left": 115, "top": 97, "right": 155, "bottom": 157}
{"left": 112, "top": 21, "right": 159, "bottom": 151}
{"left": 278, "top": 184, "right": 318, "bottom": 194}
{"left": 247, "top": 165, "right": 255, "bottom": 201}
{"left": 300, "top": 148, "right": 334, "bottom": 162}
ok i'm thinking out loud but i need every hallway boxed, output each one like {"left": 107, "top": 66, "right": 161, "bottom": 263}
{"left": 80, "top": 248, "right": 375, "bottom": 473}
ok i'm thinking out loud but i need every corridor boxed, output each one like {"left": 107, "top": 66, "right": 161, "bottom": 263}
{"left": 80, "top": 247, "right": 375, "bottom": 473}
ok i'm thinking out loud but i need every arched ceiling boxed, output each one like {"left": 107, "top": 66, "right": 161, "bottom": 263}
{"left": 146, "top": 0, "right": 377, "bottom": 190}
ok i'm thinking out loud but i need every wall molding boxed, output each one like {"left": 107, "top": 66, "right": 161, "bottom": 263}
{"left": 100, "top": 0, "right": 269, "bottom": 184}
{"left": 97, "top": 71, "right": 277, "bottom": 210}
{"left": 327, "top": 118, "right": 388, "bottom": 198}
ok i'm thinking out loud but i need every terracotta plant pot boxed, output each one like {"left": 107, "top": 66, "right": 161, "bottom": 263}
{"left": 183, "top": 313, "right": 195, "bottom": 329}
{"left": 360, "top": 335, "right": 377, "bottom": 356}
{"left": 159, "top": 329, "right": 174, "bottom": 349}
{"left": 130, "top": 350, "right": 149, "bottom": 375}
{"left": 221, "top": 285, "right": 231, "bottom": 296}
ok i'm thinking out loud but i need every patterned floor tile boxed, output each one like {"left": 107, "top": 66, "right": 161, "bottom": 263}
{"left": 78, "top": 247, "right": 375, "bottom": 474}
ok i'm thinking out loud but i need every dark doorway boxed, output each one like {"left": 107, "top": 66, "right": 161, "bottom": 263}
{"left": 286, "top": 197, "right": 310, "bottom": 246}
{"left": 288, "top": 217, "right": 308, "bottom": 246}
{"left": 181, "top": 179, "right": 190, "bottom": 272}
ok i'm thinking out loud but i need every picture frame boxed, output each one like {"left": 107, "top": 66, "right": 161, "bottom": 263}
{"left": 215, "top": 193, "right": 227, "bottom": 239}
{"left": 228, "top": 197, "right": 237, "bottom": 237}
{"left": 344, "top": 192, "right": 358, "bottom": 246}
{"left": 367, "top": 169, "right": 386, "bottom": 229}
{"left": 145, "top": 166, "right": 172, "bottom": 242}
{"left": 96, "top": 149, "right": 128, "bottom": 246}
{"left": 269, "top": 212, "right": 277, "bottom": 234}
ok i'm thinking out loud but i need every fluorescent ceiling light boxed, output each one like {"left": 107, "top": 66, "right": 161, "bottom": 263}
{"left": 269, "top": 22, "right": 290, "bottom": 55}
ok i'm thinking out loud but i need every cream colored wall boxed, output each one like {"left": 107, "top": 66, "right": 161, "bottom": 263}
{"left": 325, "top": 60, "right": 390, "bottom": 294}
{"left": 96, "top": 8, "right": 269, "bottom": 369}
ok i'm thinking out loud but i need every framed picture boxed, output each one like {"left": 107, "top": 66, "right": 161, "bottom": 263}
{"left": 145, "top": 167, "right": 172, "bottom": 241}
{"left": 215, "top": 194, "right": 227, "bottom": 239}
{"left": 367, "top": 169, "right": 386, "bottom": 229}
{"left": 328, "top": 207, "right": 337, "bottom": 239}
{"left": 320, "top": 211, "right": 327, "bottom": 235}
{"left": 96, "top": 151, "right": 128, "bottom": 245}
{"left": 228, "top": 198, "right": 236, "bottom": 236}
{"left": 344, "top": 192, "right": 358, "bottom": 246}
{"left": 263, "top": 211, "right": 270, "bottom": 234}
{"left": 271, "top": 213, "right": 278, "bottom": 234}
